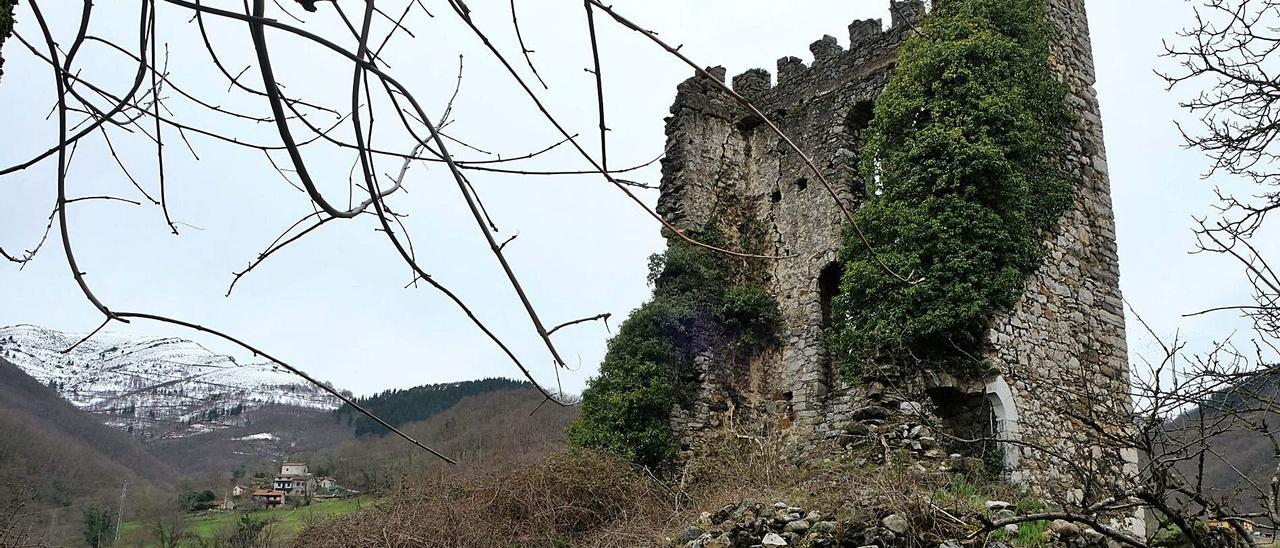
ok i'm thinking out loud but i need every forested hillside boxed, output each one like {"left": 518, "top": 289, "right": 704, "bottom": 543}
{"left": 0, "top": 356, "right": 174, "bottom": 544}
{"left": 317, "top": 387, "right": 578, "bottom": 493}
{"left": 1167, "top": 370, "right": 1280, "bottom": 511}
{"left": 334, "top": 377, "right": 532, "bottom": 436}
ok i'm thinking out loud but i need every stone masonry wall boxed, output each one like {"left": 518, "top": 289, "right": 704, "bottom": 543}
{"left": 985, "top": 0, "right": 1136, "bottom": 503}
{"left": 660, "top": 10, "right": 911, "bottom": 440}
{"left": 657, "top": 0, "right": 1134, "bottom": 506}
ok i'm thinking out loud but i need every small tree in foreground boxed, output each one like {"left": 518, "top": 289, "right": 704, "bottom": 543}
{"left": 80, "top": 505, "right": 115, "bottom": 548}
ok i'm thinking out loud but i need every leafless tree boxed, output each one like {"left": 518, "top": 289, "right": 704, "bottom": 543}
{"left": 1163, "top": 0, "right": 1280, "bottom": 347}
{"left": 0, "top": 485, "right": 46, "bottom": 548}
{"left": 0, "top": 0, "right": 852, "bottom": 464}
{"left": 0, "top": 0, "right": 927, "bottom": 473}
{"left": 975, "top": 319, "right": 1280, "bottom": 547}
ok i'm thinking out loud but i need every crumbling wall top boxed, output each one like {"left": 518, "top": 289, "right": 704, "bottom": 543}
{"left": 890, "top": 0, "right": 926, "bottom": 28}
{"left": 669, "top": 0, "right": 924, "bottom": 118}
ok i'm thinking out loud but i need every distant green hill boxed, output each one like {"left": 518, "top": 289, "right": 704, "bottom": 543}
{"left": 335, "top": 378, "right": 531, "bottom": 436}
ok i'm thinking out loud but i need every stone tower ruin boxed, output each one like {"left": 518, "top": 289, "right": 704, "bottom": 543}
{"left": 657, "top": 0, "right": 1134, "bottom": 503}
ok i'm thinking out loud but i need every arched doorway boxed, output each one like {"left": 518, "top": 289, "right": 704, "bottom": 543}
{"left": 925, "top": 375, "right": 1019, "bottom": 477}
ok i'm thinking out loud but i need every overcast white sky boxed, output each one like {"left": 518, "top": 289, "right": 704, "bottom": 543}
{"left": 0, "top": 0, "right": 1266, "bottom": 397}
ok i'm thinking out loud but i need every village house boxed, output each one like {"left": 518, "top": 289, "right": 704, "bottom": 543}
{"left": 231, "top": 485, "right": 246, "bottom": 497}
{"left": 251, "top": 489, "right": 284, "bottom": 509}
{"left": 273, "top": 461, "right": 316, "bottom": 498}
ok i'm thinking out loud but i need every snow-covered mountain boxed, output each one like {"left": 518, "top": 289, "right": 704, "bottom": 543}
{"left": 0, "top": 324, "right": 340, "bottom": 439}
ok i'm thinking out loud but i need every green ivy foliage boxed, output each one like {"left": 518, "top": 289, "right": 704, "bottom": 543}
{"left": 0, "top": 0, "right": 15, "bottom": 78}
{"left": 0, "top": 1, "right": 12, "bottom": 39}
{"left": 569, "top": 237, "right": 779, "bottom": 467}
{"left": 831, "top": 0, "right": 1072, "bottom": 378}
{"left": 720, "top": 285, "right": 782, "bottom": 351}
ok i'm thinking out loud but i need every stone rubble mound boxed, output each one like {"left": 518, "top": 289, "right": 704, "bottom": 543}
{"left": 669, "top": 498, "right": 1116, "bottom": 548}
{"left": 668, "top": 500, "right": 868, "bottom": 548}
{"left": 833, "top": 388, "right": 987, "bottom": 475}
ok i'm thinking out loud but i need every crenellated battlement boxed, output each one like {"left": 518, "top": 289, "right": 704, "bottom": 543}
{"left": 660, "top": 4, "right": 917, "bottom": 234}
{"left": 674, "top": 3, "right": 923, "bottom": 106}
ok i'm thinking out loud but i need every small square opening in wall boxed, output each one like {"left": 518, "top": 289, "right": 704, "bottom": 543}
{"left": 844, "top": 100, "right": 876, "bottom": 135}
{"left": 795, "top": 178, "right": 808, "bottom": 191}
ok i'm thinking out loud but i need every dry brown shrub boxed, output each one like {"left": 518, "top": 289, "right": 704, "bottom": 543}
{"left": 677, "top": 429, "right": 809, "bottom": 505}
{"left": 297, "top": 449, "right": 678, "bottom": 547}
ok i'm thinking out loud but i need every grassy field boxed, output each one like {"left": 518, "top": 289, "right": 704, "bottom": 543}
{"left": 120, "top": 497, "right": 371, "bottom": 546}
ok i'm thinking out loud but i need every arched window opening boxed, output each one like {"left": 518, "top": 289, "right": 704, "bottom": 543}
{"left": 818, "top": 262, "right": 846, "bottom": 380}
{"left": 818, "top": 262, "right": 844, "bottom": 331}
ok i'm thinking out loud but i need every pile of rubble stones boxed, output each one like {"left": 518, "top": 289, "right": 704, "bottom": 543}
{"left": 669, "top": 499, "right": 1116, "bottom": 548}
{"left": 668, "top": 500, "right": 914, "bottom": 548}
